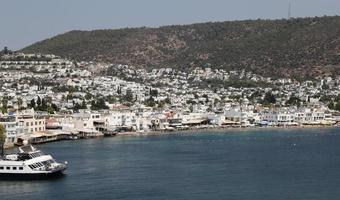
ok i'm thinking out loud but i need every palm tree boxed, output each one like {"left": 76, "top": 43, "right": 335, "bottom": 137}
{"left": 0, "top": 124, "right": 5, "bottom": 157}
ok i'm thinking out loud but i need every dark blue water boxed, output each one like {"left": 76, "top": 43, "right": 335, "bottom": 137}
{"left": 1, "top": 128, "right": 340, "bottom": 200}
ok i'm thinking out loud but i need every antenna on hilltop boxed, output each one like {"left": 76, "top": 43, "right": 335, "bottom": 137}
{"left": 288, "top": 1, "right": 292, "bottom": 19}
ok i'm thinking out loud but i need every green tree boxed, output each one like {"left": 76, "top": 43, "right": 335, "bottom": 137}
{"left": 335, "top": 102, "right": 340, "bottom": 111}
{"left": 85, "top": 93, "right": 92, "bottom": 100}
{"left": 286, "top": 95, "right": 301, "bottom": 107}
{"left": 47, "top": 106, "right": 55, "bottom": 114}
{"left": 97, "top": 98, "right": 108, "bottom": 109}
{"left": 319, "top": 95, "right": 332, "bottom": 103}
{"left": 3, "top": 46, "right": 9, "bottom": 54}
{"left": 117, "top": 86, "right": 122, "bottom": 95}
{"left": 328, "top": 101, "right": 335, "bottom": 110}
{"left": 41, "top": 98, "right": 47, "bottom": 111}
{"left": 165, "top": 97, "right": 171, "bottom": 104}
{"left": 122, "top": 89, "right": 134, "bottom": 102}
{"left": 73, "top": 102, "right": 82, "bottom": 111}
{"left": 262, "top": 92, "right": 276, "bottom": 105}
{"left": 0, "top": 107, "right": 7, "bottom": 114}
{"left": 1, "top": 98, "right": 8, "bottom": 109}
{"left": 189, "top": 104, "right": 194, "bottom": 112}
{"left": 150, "top": 89, "right": 158, "bottom": 97}
{"left": 30, "top": 98, "right": 36, "bottom": 109}
{"left": 17, "top": 97, "right": 23, "bottom": 109}
{"left": 51, "top": 103, "right": 59, "bottom": 112}
{"left": 0, "top": 124, "right": 6, "bottom": 156}
{"left": 107, "top": 95, "right": 116, "bottom": 104}
{"left": 158, "top": 100, "right": 166, "bottom": 108}
{"left": 90, "top": 100, "right": 96, "bottom": 110}
{"left": 81, "top": 100, "right": 87, "bottom": 109}
{"left": 0, "top": 98, "right": 8, "bottom": 114}
{"left": 37, "top": 96, "right": 42, "bottom": 108}
{"left": 207, "top": 105, "right": 213, "bottom": 112}
{"left": 144, "top": 96, "right": 156, "bottom": 107}
{"left": 90, "top": 98, "right": 109, "bottom": 110}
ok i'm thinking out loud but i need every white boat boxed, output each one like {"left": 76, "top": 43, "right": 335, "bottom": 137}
{"left": 0, "top": 145, "right": 67, "bottom": 180}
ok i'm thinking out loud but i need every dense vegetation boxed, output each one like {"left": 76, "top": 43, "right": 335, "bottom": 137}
{"left": 22, "top": 16, "right": 340, "bottom": 79}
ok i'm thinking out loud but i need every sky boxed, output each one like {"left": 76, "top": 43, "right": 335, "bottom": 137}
{"left": 0, "top": 0, "right": 339, "bottom": 50}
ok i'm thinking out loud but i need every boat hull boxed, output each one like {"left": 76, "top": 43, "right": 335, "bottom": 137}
{"left": 0, "top": 169, "right": 66, "bottom": 180}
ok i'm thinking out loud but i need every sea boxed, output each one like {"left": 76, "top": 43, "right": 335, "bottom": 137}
{"left": 1, "top": 128, "right": 340, "bottom": 200}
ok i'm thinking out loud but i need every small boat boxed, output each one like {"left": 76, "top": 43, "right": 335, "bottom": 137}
{"left": 0, "top": 145, "right": 67, "bottom": 180}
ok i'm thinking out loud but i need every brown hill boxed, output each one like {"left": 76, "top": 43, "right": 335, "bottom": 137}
{"left": 22, "top": 16, "right": 340, "bottom": 79}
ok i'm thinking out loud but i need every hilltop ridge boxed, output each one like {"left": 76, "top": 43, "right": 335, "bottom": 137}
{"left": 22, "top": 16, "right": 340, "bottom": 79}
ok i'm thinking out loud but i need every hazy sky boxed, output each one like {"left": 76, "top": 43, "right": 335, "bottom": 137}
{"left": 1, "top": 0, "right": 339, "bottom": 50}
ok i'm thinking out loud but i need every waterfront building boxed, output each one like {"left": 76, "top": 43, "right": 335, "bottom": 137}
{"left": 17, "top": 109, "right": 46, "bottom": 134}
{"left": 262, "top": 111, "right": 296, "bottom": 126}
{"left": 0, "top": 115, "right": 26, "bottom": 147}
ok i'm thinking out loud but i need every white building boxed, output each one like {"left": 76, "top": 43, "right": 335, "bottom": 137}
{"left": 102, "top": 111, "right": 139, "bottom": 130}
{"left": 262, "top": 111, "right": 296, "bottom": 126}
{"left": 17, "top": 109, "right": 46, "bottom": 134}
{"left": 0, "top": 116, "right": 26, "bottom": 147}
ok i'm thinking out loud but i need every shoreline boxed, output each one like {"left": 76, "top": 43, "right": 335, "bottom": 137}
{"left": 4, "top": 125, "right": 339, "bottom": 149}
{"left": 116, "top": 125, "right": 340, "bottom": 137}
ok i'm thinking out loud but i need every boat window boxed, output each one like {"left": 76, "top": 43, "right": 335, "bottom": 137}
{"left": 6, "top": 167, "right": 10, "bottom": 170}
{"left": 0, "top": 166, "right": 3, "bottom": 170}
{"left": 29, "top": 165, "right": 34, "bottom": 169}
{"left": 12, "top": 167, "right": 17, "bottom": 170}
{"left": 19, "top": 167, "right": 23, "bottom": 170}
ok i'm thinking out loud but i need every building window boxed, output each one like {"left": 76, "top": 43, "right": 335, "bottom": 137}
{"left": 35, "top": 128, "right": 37, "bottom": 132}
{"left": 26, "top": 122, "right": 29, "bottom": 126}
{"left": 31, "top": 122, "right": 33, "bottom": 126}
{"left": 35, "top": 122, "right": 37, "bottom": 125}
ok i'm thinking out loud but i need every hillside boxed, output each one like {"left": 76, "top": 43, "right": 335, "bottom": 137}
{"left": 22, "top": 16, "right": 340, "bottom": 79}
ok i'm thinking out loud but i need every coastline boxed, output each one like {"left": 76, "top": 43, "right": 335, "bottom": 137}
{"left": 4, "top": 125, "right": 339, "bottom": 149}
{"left": 116, "top": 125, "right": 340, "bottom": 137}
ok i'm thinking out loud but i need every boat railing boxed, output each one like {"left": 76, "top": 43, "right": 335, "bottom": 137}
{"left": 32, "top": 165, "right": 52, "bottom": 172}
{"left": 32, "top": 163, "right": 65, "bottom": 172}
